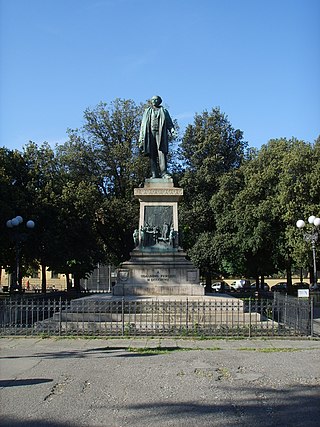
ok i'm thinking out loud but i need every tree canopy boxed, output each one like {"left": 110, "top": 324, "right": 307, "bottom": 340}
{"left": 1, "top": 99, "right": 319, "bottom": 293}
{"left": 210, "top": 137, "right": 320, "bottom": 289}
{"left": 1, "top": 99, "right": 148, "bottom": 291}
{"left": 176, "top": 107, "right": 247, "bottom": 289}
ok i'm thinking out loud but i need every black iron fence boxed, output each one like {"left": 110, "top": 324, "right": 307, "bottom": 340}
{"left": 0, "top": 294, "right": 312, "bottom": 337}
{"left": 273, "top": 292, "right": 313, "bottom": 335}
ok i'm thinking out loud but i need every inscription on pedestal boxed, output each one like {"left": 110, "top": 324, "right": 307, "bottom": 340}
{"left": 141, "top": 273, "right": 176, "bottom": 282}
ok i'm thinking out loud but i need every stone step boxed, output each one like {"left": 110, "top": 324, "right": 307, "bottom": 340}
{"left": 50, "top": 311, "right": 259, "bottom": 323}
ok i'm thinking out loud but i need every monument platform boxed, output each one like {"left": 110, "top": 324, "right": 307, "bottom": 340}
{"left": 77, "top": 293, "right": 237, "bottom": 302}
{"left": 38, "top": 292, "right": 251, "bottom": 335}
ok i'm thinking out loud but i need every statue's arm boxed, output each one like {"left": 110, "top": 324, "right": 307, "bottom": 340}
{"left": 164, "top": 109, "right": 174, "bottom": 131}
{"left": 139, "top": 110, "right": 148, "bottom": 146}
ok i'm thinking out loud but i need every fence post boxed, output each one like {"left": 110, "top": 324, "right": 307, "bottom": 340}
{"left": 58, "top": 297, "right": 62, "bottom": 336}
{"left": 121, "top": 297, "right": 125, "bottom": 336}
{"left": 186, "top": 298, "right": 188, "bottom": 331}
{"left": 1, "top": 299, "right": 6, "bottom": 334}
{"left": 310, "top": 297, "right": 314, "bottom": 337}
{"left": 248, "top": 298, "right": 251, "bottom": 338}
{"left": 284, "top": 294, "right": 287, "bottom": 327}
{"left": 14, "top": 298, "right": 18, "bottom": 335}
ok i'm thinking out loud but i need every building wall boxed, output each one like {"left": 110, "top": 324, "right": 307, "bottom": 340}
{"left": 0, "top": 267, "right": 67, "bottom": 291}
{"left": 0, "top": 265, "right": 116, "bottom": 292}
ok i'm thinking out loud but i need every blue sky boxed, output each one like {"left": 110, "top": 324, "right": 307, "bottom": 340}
{"left": 1, "top": 0, "right": 319, "bottom": 151}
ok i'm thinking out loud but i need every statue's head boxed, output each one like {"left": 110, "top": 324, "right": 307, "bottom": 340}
{"left": 151, "top": 95, "right": 162, "bottom": 107}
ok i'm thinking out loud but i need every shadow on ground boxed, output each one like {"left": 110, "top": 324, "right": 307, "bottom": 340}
{"left": 0, "top": 378, "right": 53, "bottom": 387}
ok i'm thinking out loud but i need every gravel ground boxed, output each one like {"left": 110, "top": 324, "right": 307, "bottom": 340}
{"left": 1, "top": 337, "right": 320, "bottom": 426}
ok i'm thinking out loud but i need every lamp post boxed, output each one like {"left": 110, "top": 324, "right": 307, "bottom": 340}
{"left": 6, "top": 216, "right": 35, "bottom": 292}
{"left": 296, "top": 215, "right": 320, "bottom": 289}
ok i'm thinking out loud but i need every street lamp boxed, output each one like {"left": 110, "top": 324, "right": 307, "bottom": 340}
{"left": 296, "top": 215, "right": 320, "bottom": 289}
{"left": 6, "top": 216, "right": 35, "bottom": 291}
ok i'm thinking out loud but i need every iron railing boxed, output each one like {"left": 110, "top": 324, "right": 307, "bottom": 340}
{"left": 0, "top": 294, "right": 312, "bottom": 337}
{"left": 273, "top": 292, "right": 313, "bottom": 336}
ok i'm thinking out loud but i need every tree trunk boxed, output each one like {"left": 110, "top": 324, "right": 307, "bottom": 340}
{"left": 205, "top": 271, "right": 212, "bottom": 293}
{"left": 41, "top": 263, "right": 47, "bottom": 293}
{"left": 74, "top": 273, "right": 81, "bottom": 293}
{"left": 66, "top": 273, "right": 72, "bottom": 293}
{"left": 310, "top": 266, "right": 315, "bottom": 286}
{"left": 286, "top": 258, "right": 293, "bottom": 295}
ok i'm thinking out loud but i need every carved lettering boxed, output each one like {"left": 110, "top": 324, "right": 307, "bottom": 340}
{"left": 141, "top": 273, "right": 176, "bottom": 282}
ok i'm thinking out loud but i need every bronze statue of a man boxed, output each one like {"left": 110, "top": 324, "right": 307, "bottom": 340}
{"left": 139, "top": 95, "right": 174, "bottom": 179}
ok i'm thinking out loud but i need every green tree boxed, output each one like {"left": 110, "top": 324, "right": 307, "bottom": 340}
{"left": 20, "top": 141, "right": 109, "bottom": 292}
{"left": 211, "top": 137, "right": 320, "bottom": 292}
{"left": 57, "top": 98, "right": 147, "bottom": 266}
{"left": 276, "top": 137, "right": 320, "bottom": 285}
{"left": 178, "top": 108, "right": 247, "bottom": 289}
{"left": 49, "top": 179, "right": 105, "bottom": 291}
{"left": 0, "top": 147, "right": 35, "bottom": 286}
{"left": 21, "top": 142, "right": 63, "bottom": 292}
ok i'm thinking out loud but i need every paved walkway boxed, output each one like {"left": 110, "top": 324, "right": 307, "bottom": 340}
{"left": 1, "top": 336, "right": 320, "bottom": 426}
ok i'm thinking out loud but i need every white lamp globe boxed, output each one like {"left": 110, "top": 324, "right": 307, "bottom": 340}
{"left": 296, "top": 220, "right": 305, "bottom": 229}
{"left": 11, "top": 217, "right": 19, "bottom": 226}
{"left": 314, "top": 217, "right": 320, "bottom": 227}
{"left": 308, "top": 215, "right": 316, "bottom": 224}
{"left": 26, "top": 220, "right": 35, "bottom": 229}
{"left": 6, "top": 220, "right": 13, "bottom": 228}
{"left": 16, "top": 216, "right": 23, "bottom": 224}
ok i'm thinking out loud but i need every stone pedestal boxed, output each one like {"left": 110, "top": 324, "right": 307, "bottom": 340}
{"left": 113, "top": 178, "right": 204, "bottom": 296}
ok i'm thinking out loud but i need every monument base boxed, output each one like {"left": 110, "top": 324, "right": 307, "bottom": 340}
{"left": 113, "top": 178, "right": 203, "bottom": 297}
{"left": 113, "top": 250, "right": 204, "bottom": 296}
